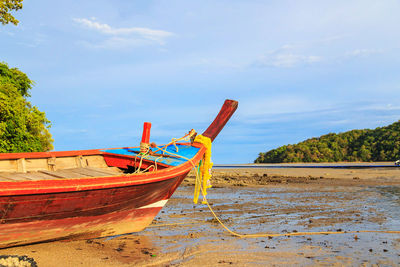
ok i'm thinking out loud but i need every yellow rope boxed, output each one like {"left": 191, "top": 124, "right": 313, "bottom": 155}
{"left": 149, "top": 132, "right": 400, "bottom": 238}
{"left": 192, "top": 135, "right": 213, "bottom": 204}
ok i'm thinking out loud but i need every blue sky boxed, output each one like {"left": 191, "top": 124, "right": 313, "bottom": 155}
{"left": 1, "top": 0, "right": 400, "bottom": 163}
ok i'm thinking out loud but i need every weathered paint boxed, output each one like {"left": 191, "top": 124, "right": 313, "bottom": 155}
{"left": 0, "top": 172, "right": 187, "bottom": 248}
{"left": 0, "top": 144, "right": 204, "bottom": 248}
{"left": 0, "top": 205, "right": 164, "bottom": 248}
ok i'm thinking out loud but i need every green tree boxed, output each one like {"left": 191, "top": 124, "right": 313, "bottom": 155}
{"left": 0, "top": 62, "right": 53, "bottom": 152}
{"left": 0, "top": 0, "right": 23, "bottom": 25}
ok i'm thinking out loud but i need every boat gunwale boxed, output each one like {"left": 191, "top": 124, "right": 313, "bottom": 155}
{"left": 0, "top": 143, "right": 205, "bottom": 196}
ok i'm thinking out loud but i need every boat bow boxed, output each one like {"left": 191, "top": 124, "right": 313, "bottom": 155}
{"left": 201, "top": 99, "right": 238, "bottom": 142}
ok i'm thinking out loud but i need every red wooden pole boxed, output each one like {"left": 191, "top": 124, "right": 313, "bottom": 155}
{"left": 140, "top": 122, "right": 152, "bottom": 152}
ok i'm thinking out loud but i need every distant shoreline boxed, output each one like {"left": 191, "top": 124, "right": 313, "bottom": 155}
{"left": 185, "top": 165, "right": 400, "bottom": 187}
{"left": 214, "top": 162, "right": 398, "bottom": 169}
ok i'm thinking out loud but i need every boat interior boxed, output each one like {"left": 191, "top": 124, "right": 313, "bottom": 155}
{"left": 0, "top": 154, "right": 124, "bottom": 182}
{"left": 0, "top": 143, "right": 200, "bottom": 182}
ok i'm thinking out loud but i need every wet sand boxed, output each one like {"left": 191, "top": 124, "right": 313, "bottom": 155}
{"left": 1, "top": 167, "right": 400, "bottom": 266}
{"left": 185, "top": 166, "right": 400, "bottom": 186}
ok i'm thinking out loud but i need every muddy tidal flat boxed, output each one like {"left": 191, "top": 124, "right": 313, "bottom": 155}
{"left": 1, "top": 166, "right": 400, "bottom": 266}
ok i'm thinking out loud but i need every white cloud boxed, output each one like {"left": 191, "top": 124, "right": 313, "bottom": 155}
{"left": 266, "top": 54, "right": 321, "bottom": 68}
{"left": 318, "top": 35, "right": 346, "bottom": 44}
{"left": 356, "top": 103, "right": 400, "bottom": 112}
{"left": 346, "top": 48, "right": 383, "bottom": 57}
{"left": 78, "top": 36, "right": 155, "bottom": 49}
{"left": 73, "top": 17, "right": 174, "bottom": 48}
{"left": 238, "top": 96, "right": 328, "bottom": 118}
{"left": 253, "top": 45, "right": 322, "bottom": 68}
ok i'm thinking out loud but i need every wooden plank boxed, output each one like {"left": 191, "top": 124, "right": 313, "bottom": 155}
{"left": 0, "top": 174, "right": 19, "bottom": 181}
{"left": 55, "top": 157, "right": 78, "bottom": 169}
{"left": 0, "top": 160, "right": 17, "bottom": 172}
{"left": 0, "top": 172, "right": 37, "bottom": 181}
{"left": 25, "top": 158, "right": 50, "bottom": 172}
{"left": 0, "top": 172, "right": 30, "bottom": 181}
{"left": 10, "top": 171, "right": 62, "bottom": 181}
{"left": 47, "top": 157, "right": 57, "bottom": 171}
{"left": 17, "top": 158, "right": 27, "bottom": 173}
{"left": 0, "top": 170, "right": 77, "bottom": 181}
{"left": 10, "top": 173, "right": 35, "bottom": 180}
{"left": 18, "top": 171, "right": 62, "bottom": 180}
{"left": 22, "top": 172, "right": 60, "bottom": 180}
{"left": 84, "top": 155, "right": 109, "bottom": 168}
{"left": 50, "top": 169, "right": 89, "bottom": 179}
{"left": 102, "top": 166, "right": 124, "bottom": 174}
{"left": 86, "top": 167, "right": 121, "bottom": 175}
{"left": 38, "top": 170, "right": 67, "bottom": 179}
{"left": 0, "top": 166, "right": 123, "bottom": 182}
{"left": 66, "top": 167, "right": 114, "bottom": 177}
{"left": 75, "top": 156, "right": 83, "bottom": 168}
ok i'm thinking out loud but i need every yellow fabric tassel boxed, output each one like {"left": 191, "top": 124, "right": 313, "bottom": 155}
{"left": 193, "top": 134, "right": 213, "bottom": 204}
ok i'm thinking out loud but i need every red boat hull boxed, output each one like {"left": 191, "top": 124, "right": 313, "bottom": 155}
{"left": 0, "top": 99, "right": 238, "bottom": 248}
{"left": 0, "top": 171, "right": 188, "bottom": 248}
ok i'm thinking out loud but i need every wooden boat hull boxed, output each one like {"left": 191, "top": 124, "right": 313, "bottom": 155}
{"left": 0, "top": 99, "right": 238, "bottom": 248}
{"left": 0, "top": 172, "right": 187, "bottom": 248}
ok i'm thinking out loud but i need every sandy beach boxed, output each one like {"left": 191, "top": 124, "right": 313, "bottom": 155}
{"left": 1, "top": 166, "right": 400, "bottom": 266}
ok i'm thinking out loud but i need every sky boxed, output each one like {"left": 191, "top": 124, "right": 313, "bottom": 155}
{"left": 1, "top": 0, "right": 400, "bottom": 163}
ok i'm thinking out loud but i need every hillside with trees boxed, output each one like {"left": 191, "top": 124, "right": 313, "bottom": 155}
{"left": 255, "top": 121, "right": 400, "bottom": 163}
{"left": 0, "top": 62, "right": 53, "bottom": 152}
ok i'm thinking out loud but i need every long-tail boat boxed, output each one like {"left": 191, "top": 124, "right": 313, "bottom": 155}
{"left": 0, "top": 99, "right": 238, "bottom": 248}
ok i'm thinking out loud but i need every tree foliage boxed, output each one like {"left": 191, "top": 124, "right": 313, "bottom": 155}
{"left": 0, "top": 62, "right": 32, "bottom": 96}
{"left": 0, "top": 0, "right": 23, "bottom": 25}
{"left": 0, "top": 62, "right": 53, "bottom": 152}
{"left": 255, "top": 122, "right": 400, "bottom": 163}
